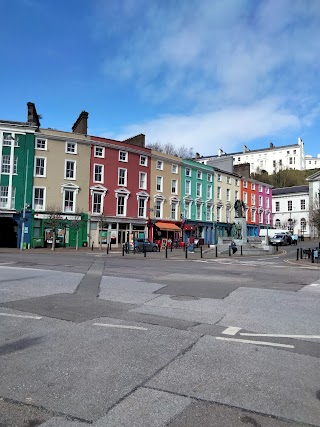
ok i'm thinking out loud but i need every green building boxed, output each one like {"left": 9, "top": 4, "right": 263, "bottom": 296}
{"left": 181, "top": 159, "right": 214, "bottom": 244}
{"left": 0, "top": 119, "right": 37, "bottom": 248}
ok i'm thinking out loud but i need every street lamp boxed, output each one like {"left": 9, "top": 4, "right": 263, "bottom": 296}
{"left": 20, "top": 149, "right": 29, "bottom": 251}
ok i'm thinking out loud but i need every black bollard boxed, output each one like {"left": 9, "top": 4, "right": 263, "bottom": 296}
{"left": 215, "top": 246, "right": 218, "bottom": 258}
{"left": 276, "top": 244, "right": 278, "bottom": 252}
{"left": 107, "top": 244, "right": 109, "bottom": 254}
{"left": 311, "top": 249, "right": 314, "bottom": 263}
{"left": 143, "top": 244, "right": 146, "bottom": 257}
{"left": 170, "top": 242, "right": 173, "bottom": 252}
{"left": 158, "top": 244, "right": 161, "bottom": 252}
{"left": 165, "top": 246, "right": 168, "bottom": 258}
{"left": 109, "top": 242, "right": 112, "bottom": 251}
{"left": 296, "top": 248, "right": 299, "bottom": 261}
{"left": 300, "top": 247, "right": 303, "bottom": 259}
{"left": 91, "top": 242, "right": 94, "bottom": 251}
{"left": 241, "top": 246, "right": 243, "bottom": 256}
{"left": 122, "top": 245, "right": 125, "bottom": 256}
{"left": 308, "top": 248, "right": 311, "bottom": 259}
{"left": 185, "top": 243, "right": 188, "bottom": 259}
{"left": 229, "top": 246, "right": 231, "bottom": 256}
{"left": 200, "top": 246, "right": 203, "bottom": 258}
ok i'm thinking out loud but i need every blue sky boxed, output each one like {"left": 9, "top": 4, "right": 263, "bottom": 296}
{"left": 1, "top": 0, "right": 320, "bottom": 157}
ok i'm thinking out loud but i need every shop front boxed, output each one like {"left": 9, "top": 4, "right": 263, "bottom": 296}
{"left": 214, "top": 221, "right": 233, "bottom": 244}
{"left": 89, "top": 216, "right": 147, "bottom": 247}
{"left": 32, "top": 212, "right": 88, "bottom": 248}
{"left": 152, "top": 221, "right": 182, "bottom": 248}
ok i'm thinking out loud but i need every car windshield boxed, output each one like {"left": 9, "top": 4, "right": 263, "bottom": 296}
{"left": 273, "top": 235, "right": 284, "bottom": 239}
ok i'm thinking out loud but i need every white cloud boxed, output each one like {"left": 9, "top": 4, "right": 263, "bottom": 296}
{"left": 108, "top": 97, "right": 300, "bottom": 156}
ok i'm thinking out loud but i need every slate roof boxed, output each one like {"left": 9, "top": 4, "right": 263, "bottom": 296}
{"left": 272, "top": 185, "right": 309, "bottom": 195}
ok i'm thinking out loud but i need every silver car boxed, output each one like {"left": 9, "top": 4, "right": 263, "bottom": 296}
{"left": 269, "top": 234, "right": 291, "bottom": 246}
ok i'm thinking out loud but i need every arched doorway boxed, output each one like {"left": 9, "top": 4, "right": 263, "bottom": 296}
{"left": 0, "top": 217, "right": 18, "bottom": 248}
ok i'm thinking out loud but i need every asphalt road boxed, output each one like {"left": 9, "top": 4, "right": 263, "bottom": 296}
{"left": 0, "top": 242, "right": 319, "bottom": 427}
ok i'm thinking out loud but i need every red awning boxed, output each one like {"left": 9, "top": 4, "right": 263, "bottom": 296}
{"left": 155, "top": 222, "right": 181, "bottom": 231}
{"left": 184, "top": 224, "right": 195, "bottom": 231}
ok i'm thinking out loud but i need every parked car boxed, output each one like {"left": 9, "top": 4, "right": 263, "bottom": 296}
{"left": 128, "top": 238, "right": 158, "bottom": 252}
{"left": 269, "top": 233, "right": 292, "bottom": 246}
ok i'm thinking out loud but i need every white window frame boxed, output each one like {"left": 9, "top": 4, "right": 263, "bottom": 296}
{"left": 185, "top": 168, "right": 191, "bottom": 177}
{"left": 217, "top": 173, "right": 221, "bottom": 182}
{"left": 275, "top": 201, "right": 280, "bottom": 212}
{"left": 196, "top": 203, "right": 202, "bottom": 220}
{"left": 251, "top": 194, "right": 255, "bottom": 205}
{"left": 140, "top": 155, "right": 148, "bottom": 166}
{"left": 301, "top": 199, "right": 305, "bottom": 210}
{"left": 226, "top": 188, "right": 230, "bottom": 201}
{"left": 119, "top": 150, "right": 128, "bottom": 162}
{"left": 207, "top": 173, "right": 212, "bottom": 182}
{"left": 196, "top": 182, "right": 202, "bottom": 197}
{"left": 33, "top": 187, "right": 46, "bottom": 211}
{"left": 171, "top": 202, "right": 177, "bottom": 220}
{"left": 34, "top": 157, "right": 47, "bottom": 177}
{"left": 197, "top": 170, "right": 202, "bottom": 180}
{"left": 116, "top": 194, "right": 127, "bottom": 216}
{"left": 65, "top": 141, "right": 77, "bottom": 154}
{"left": 138, "top": 198, "right": 147, "bottom": 218}
{"left": 172, "top": 164, "right": 178, "bottom": 174}
{"left": 171, "top": 179, "right": 178, "bottom": 194}
{"left": 94, "top": 146, "right": 105, "bottom": 158}
{"left": 185, "top": 180, "right": 191, "bottom": 195}
{"left": 184, "top": 201, "right": 191, "bottom": 219}
{"left": 206, "top": 205, "right": 212, "bottom": 221}
{"left": 118, "top": 168, "right": 127, "bottom": 186}
{"left": 243, "top": 181, "right": 247, "bottom": 188}
{"left": 217, "top": 187, "right": 221, "bottom": 199}
{"left": 259, "top": 185, "right": 263, "bottom": 192}
{"left": 94, "top": 164, "right": 104, "bottom": 183}
{"left": 156, "top": 176, "right": 163, "bottom": 192}
{"left": 251, "top": 210, "right": 256, "bottom": 222}
{"left": 216, "top": 206, "right": 221, "bottom": 222}
{"left": 35, "top": 138, "right": 47, "bottom": 150}
{"left": 227, "top": 176, "right": 231, "bottom": 184}
{"left": 139, "top": 172, "right": 147, "bottom": 190}
{"left": 154, "top": 199, "right": 163, "bottom": 218}
{"left": 65, "top": 160, "right": 76, "bottom": 180}
{"left": 243, "top": 192, "right": 247, "bottom": 203}
{"left": 259, "top": 196, "right": 262, "bottom": 206}
{"left": 206, "top": 184, "right": 212, "bottom": 199}
{"left": 92, "top": 192, "right": 103, "bottom": 214}
{"left": 156, "top": 160, "right": 163, "bottom": 170}
{"left": 63, "top": 189, "right": 76, "bottom": 213}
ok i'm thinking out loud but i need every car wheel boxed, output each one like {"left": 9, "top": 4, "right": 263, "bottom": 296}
{"left": 152, "top": 246, "right": 158, "bottom": 252}
{"left": 135, "top": 247, "right": 141, "bottom": 252}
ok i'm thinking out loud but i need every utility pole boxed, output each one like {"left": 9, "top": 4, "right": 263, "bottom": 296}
{"left": 20, "top": 149, "right": 29, "bottom": 251}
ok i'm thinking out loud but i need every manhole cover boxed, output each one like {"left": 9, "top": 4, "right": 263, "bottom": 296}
{"left": 170, "top": 295, "right": 199, "bottom": 301}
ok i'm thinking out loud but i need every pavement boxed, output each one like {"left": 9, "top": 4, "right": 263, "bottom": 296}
{"left": 0, "top": 241, "right": 320, "bottom": 426}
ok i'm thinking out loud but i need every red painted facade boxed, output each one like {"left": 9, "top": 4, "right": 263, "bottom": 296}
{"left": 89, "top": 136, "right": 151, "bottom": 218}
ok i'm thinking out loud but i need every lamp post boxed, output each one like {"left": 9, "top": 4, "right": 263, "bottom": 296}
{"left": 20, "top": 149, "right": 29, "bottom": 251}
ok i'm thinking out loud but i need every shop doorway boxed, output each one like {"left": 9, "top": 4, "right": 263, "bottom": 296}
{"left": 0, "top": 217, "right": 18, "bottom": 248}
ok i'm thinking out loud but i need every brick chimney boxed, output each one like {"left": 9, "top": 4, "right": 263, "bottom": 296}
{"left": 72, "top": 111, "right": 88, "bottom": 135}
{"left": 27, "top": 102, "right": 40, "bottom": 127}
{"left": 122, "top": 134, "right": 145, "bottom": 147}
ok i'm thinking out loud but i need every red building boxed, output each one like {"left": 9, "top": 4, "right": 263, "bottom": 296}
{"left": 89, "top": 134, "right": 151, "bottom": 247}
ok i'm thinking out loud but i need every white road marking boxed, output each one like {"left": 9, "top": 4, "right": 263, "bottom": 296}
{"left": 222, "top": 326, "right": 241, "bottom": 335}
{"left": 310, "top": 283, "right": 320, "bottom": 287}
{"left": 93, "top": 323, "right": 148, "bottom": 331}
{"left": 0, "top": 313, "right": 42, "bottom": 319}
{"left": 216, "top": 337, "right": 294, "bottom": 349}
{"left": 240, "top": 333, "right": 320, "bottom": 339}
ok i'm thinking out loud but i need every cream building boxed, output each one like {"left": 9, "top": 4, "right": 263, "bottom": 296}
{"left": 32, "top": 113, "right": 91, "bottom": 248}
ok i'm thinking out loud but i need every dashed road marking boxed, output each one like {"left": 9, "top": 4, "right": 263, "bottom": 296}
{"left": 240, "top": 333, "right": 320, "bottom": 339}
{"left": 216, "top": 337, "right": 294, "bottom": 349}
{"left": 93, "top": 323, "right": 148, "bottom": 331}
{"left": 0, "top": 312, "right": 42, "bottom": 319}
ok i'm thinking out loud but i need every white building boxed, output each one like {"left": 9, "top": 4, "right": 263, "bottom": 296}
{"left": 272, "top": 186, "right": 309, "bottom": 238}
{"left": 305, "top": 154, "right": 320, "bottom": 170}
{"left": 196, "top": 138, "right": 306, "bottom": 175}
{"left": 306, "top": 170, "right": 320, "bottom": 238}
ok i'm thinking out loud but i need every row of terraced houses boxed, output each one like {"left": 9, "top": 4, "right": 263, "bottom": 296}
{"left": 0, "top": 103, "right": 273, "bottom": 249}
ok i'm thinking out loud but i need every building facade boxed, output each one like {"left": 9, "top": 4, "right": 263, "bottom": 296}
{"left": 272, "top": 186, "right": 309, "bottom": 237}
{"left": 149, "top": 151, "right": 182, "bottom": 243}
{"left": 196, "top": 138, "right": 305, "bottom": 175}
{"left": 32, "top": 121, "right": 91, "bottom": 248}
{"left": 181, "top": 160, "right": 215, "bottom": 244}
{"left": 0, "top": 119, "right": 37, "bottom": 248}
{"left": 89, "top": 134, "right": 151, "bottom": 247}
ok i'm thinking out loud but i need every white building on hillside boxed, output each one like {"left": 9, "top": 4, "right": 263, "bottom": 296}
{"left": 196, "top": 138, "right": 306, "bottom": 175}
{"left": 272, "top": 186, "right": 309, "bottom": 238}
{"left": 306, "top": 170, "right": 320, "bottom": 238}
{"left": 305, "top": 154, "right": 320, "bottom": 170}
